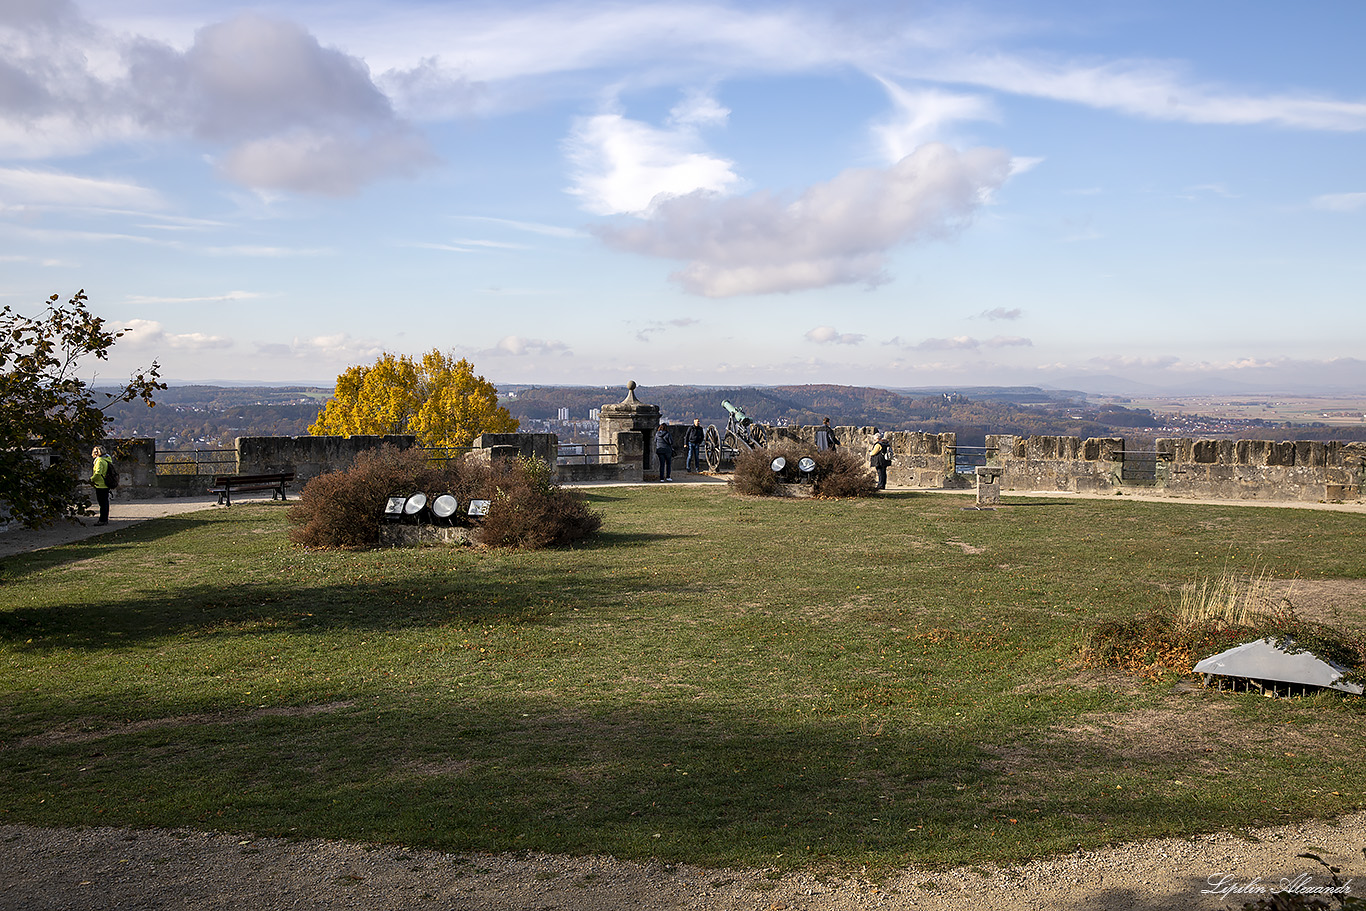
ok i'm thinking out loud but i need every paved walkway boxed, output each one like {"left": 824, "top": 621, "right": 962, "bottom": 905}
{"left": 0, "top": 496, "right": 225, "bottom": 559}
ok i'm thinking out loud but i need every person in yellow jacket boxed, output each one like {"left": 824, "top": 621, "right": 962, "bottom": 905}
{"left": 869, "top": 433, "right": 892, "bottom": 491}
{"left": 90, "top": 446, "right": 112, "bottom": 525}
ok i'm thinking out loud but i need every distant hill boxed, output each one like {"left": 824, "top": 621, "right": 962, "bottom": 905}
{"left": 102, "top": 383, "right": 1365, "bottom": 451}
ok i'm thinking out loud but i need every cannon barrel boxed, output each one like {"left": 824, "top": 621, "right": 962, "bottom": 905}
{"left": 721, "top": 399, "right": 751, "bottom": 424}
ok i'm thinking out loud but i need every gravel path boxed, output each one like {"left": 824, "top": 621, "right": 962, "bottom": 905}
{"left": 3, "top": 813, "right": 1365, "bottom": 910}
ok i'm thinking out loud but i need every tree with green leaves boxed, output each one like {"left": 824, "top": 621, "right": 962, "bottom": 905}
{"left": 1, "top": 291, "right": 165, "bottom": 527}
{"left": 309, "top": 349, "right": 518, "bottom": 448}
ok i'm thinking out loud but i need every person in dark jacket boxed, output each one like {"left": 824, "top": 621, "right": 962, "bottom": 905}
{"left": 869, "top": 432, "right": 892, "bottom": 490}
{"left": 815, "top": 417, "right": 840, "bottom": 451}
{"left": 683, "top": 419, "right": 705, "bottom": 472}
{"left": 654, "top": 422, "right": 674, "bottom": 481}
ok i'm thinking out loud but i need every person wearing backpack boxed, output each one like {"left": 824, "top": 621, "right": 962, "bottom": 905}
{"left": 90, "top": 446, "right": 113, "bottom": 525}
{"left": 869, "top": 432, "right": 892, "bottom": 490}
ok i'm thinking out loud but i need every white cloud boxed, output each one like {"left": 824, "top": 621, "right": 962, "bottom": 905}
{"left": 596, "top": 142, "right": 1012, "bottom": 297}
{"left": 484, "top": 335, "right": 571, "bottom": 357}
{"left": 805, "top": 326, "right": 864, "bottom": 345}
{"left": 914, "top": 335, "right": 980, "bottom": 351}
{"left": 119, "top": 318, "right": 233, "bottom": 351}
{"left": 1312, "top": 192, "right": 1366, "bottom": 212}
{"left": 979, "top": 307, "right": 1023, "bottom": 321}
{"left": 565, "top": 104, "right": 740, "bottom": 216}
{"left": 256, "top": 333, "right": 386, "bottom": 363}
{"left": 0, "top": 10, "right": 435, "bottom": 193}
{"left": 873, "top": 79, "right": 998, "bottom": 162}
{"left": 985, "top": 335, "right": 1031, "bottom": 348}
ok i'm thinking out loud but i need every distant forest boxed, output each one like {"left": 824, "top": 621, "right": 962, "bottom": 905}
{"left": 101, "top": 383, "right": 1365, "bottom": 450}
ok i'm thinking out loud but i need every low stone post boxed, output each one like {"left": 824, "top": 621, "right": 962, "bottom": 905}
{"left": 975, "top": 466, "right": 1003, "bottom": 506}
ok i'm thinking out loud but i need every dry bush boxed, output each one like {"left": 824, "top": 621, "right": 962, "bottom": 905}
{"left": 287, "top": 444, "right": 488, "bottom": 548}
{"left": 1082, "top": 569, "right": 1365, "bottom": 684}
{"left": 731, "top": 444, "right": 798, "bottom": 496}
{"left": 810, "top": 448, "right": 879, "bottom": 498}
{"left": 477, "top": 456, "right": 602, "bottom": 549}
{"left": 730, "top": 444, "right": 878, "bottom": 499}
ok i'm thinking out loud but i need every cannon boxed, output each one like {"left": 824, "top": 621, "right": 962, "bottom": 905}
{"left": 703, "top": 399, "right": 769, "bottom": 471}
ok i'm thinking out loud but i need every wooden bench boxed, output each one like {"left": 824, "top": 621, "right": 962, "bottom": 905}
{"left": 210, "top": 471, "right": 295, "bottom": 506}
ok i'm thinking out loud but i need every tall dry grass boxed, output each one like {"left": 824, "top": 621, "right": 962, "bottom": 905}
{"left": 1175, "top": 566, "right": 1295, "bottom": 630}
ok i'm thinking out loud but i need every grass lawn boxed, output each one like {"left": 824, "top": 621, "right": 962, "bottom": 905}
{"left": 1, "top": 487, "right": 1363, "bottom": 873}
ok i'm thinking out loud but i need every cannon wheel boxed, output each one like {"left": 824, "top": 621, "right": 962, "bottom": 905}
{"left": 724, "top": 429, "right": 742, "bottom": 457}
{"left": 750, "top": 424, "right": 768, "bottom": 447}
{"left": 703, "top": 425, "right": 722, "bottom": 471}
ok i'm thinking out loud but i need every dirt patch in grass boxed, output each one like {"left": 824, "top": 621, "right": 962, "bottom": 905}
{"left": 1266, "top": 578, "right": 1366, "bottom": 625}
{"left": 944, "top": 541, "right": 985, "bottom": 554}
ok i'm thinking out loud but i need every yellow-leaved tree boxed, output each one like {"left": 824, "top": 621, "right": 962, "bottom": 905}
{"left": 309, "top": 350, "right": 518, "bottom": 448}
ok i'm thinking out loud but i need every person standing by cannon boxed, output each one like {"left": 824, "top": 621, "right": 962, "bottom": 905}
{"left": 654, "top": 421, "right": 675, "bottom": 482}
{"left": 684, "top": 418, "right": 704, "bottom": 473}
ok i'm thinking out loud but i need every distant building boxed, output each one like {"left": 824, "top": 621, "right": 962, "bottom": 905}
{"left": 558, "top": 407, "right": 569, "bottom": 421}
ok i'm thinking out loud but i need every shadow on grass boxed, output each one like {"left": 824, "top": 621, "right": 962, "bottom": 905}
{"left": 0, "top": 514, "right": 216, "bottom": 578}
{"left": 0, "top": 693, "right": 1250, "bottom": 873}
{"left": 585, "top": 530, "right": 679, "bottom": 547}
{"left": 0, "top": 564, "right": 614, "bottom": 648}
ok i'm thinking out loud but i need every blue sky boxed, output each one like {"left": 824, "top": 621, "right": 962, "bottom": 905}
{"left": 2, "top": 0, "right": 1363, "bottom": 393}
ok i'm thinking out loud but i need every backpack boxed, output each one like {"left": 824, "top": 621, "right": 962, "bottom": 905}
{"left": 105, "top": 461, "right": 119, "bottom": 489}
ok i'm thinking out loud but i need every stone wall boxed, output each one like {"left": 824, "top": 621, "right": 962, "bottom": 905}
{"left": 987, "top": 434, "right": 1124, "bottom": 494}
{"left": 1155, "top": 438, "right": 1366, "bottom": 502}
{"left": 760, "top": 426, "right": 1365, "bottom": 503}
{"left": 237, "top": 434, "right": 416, "bottom": 481}
{"left": 98, "top": 425, "right": 1366, "bottom": 504}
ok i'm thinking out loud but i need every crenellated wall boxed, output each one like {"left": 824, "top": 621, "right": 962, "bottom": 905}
{"left": 756, "top": 426, "right": 1365, "bottom": 502}
{"left": 97, "top": 421, "right": 1366, "bottom": 505}
{"left": 1154, "top": 438, "right": 1366, "bottom": 502}
{"left": 986, "top": 434, "right": 1125, "bottom": 494}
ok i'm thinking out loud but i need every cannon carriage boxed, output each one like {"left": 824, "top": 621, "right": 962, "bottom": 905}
{"left": 702, "top": 399, "right": 768, "bottom": 471}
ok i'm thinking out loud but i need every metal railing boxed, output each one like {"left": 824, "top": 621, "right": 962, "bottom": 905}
{"left": 1114, "top": 449, "right": 1170, "bottom": 482}
{"left": 557, "top": 442, "right": 616, "bottom": 465}
{"left": 155, "top": 449, "right": 236, "bottom": 476}
{"left": 950, "top": 446, "right": 997, "bottom": 475}
{"left": 421, "top": 445, "right": 474, "bottom": 465}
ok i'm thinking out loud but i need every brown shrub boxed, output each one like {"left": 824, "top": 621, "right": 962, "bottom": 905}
{"left": 477, "top": 457, "right": 603, "bottom": 549}
{"left": 730, "top": 445, "right": 791, "bottom": 496}
{"left": 730, "top": 443, "right": 877, "bottom": 499}
{"left": 809, "top": 448, "right": 879, "bottom": 498}
{"left": 287, "top": 444, "right": 488, "bottom": 548}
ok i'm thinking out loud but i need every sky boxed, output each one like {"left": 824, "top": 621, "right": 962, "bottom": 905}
{"left": 2, "top": 0, "right": 1364, "bottom": 395}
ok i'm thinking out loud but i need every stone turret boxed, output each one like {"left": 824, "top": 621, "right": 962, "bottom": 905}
{"left": 598, "top": 381, "right": 660, "bottom": 475}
